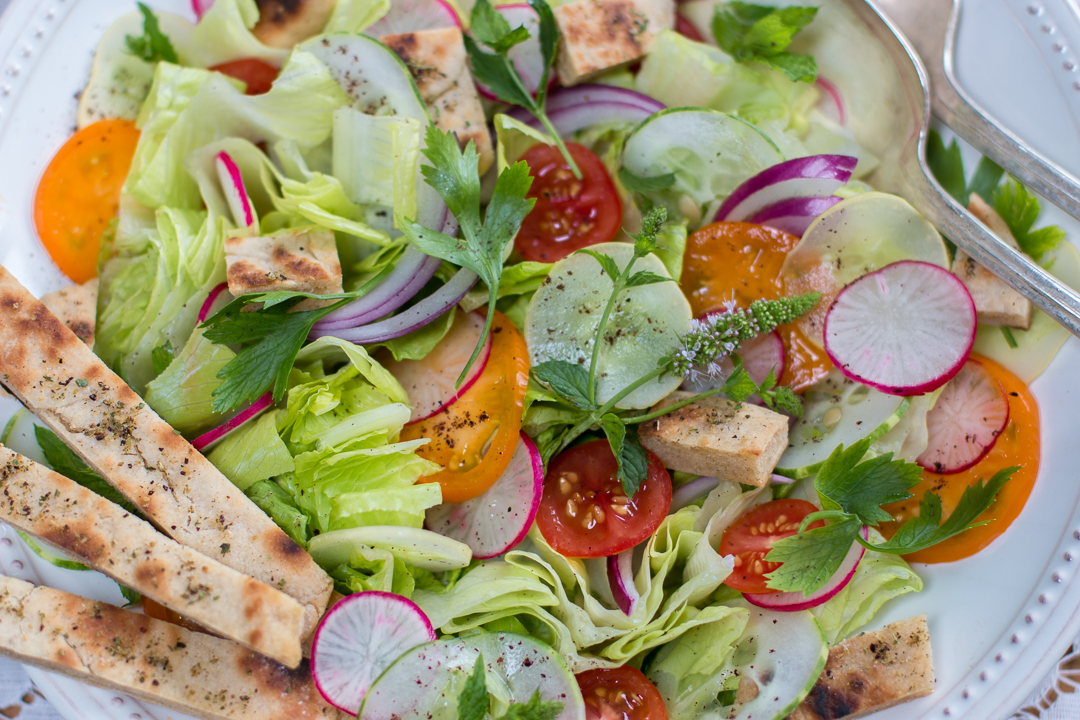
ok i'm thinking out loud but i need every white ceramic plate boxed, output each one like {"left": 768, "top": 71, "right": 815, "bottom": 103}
{"left": 0, "top": 1, "right": 1079, "bottom": 719}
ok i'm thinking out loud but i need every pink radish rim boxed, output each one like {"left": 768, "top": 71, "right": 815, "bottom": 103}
{"left": 915, "top": 359, "right": 1010, "bottom": 475}
{"left": 405, "top": 314, "right": 493, "bottom": 426}
{"left": 310, "top": 590, "right": 437, "bottom": 714}
{"left": 815, "top": 76, "right": 846, "bottom": 125}
{"left": 369, "top": 0, "right": 461, "bottom": 36}
{"left": 198, "top": 283, "right": 229, "bottom": 324}
{"left": 191, "top": 392, "right": 273, "bottom": 451}
{"left": 744, "top": 525, "right": 869, "bottom": 612}
{"left": 216, "top": 151, "right": 255, "bottom": 228}
{"left": 191, "top": 0, "right": 213, "bottom": 20}
{"left": 822, "top": 260, "right": 976, "bottom": 397}
{"left": 474, "top": 432, "right": 545, "bottom": 559}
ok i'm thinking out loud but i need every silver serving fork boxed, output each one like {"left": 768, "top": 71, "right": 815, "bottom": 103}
{"left": 822, "top": 0, "right": 1080, "bottom": 336}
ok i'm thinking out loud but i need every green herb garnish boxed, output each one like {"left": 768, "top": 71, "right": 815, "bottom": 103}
{"left": 711, "top": 2, "right": 819, "bottom": 82}
{"left": 456, "top": 652, "right": 563, "bottom": 720}
{"left": 34, "top": 426, "right": 142, "bottom": 516}
{"left": 126, "top": 2, "right": 178, "bottom": 64}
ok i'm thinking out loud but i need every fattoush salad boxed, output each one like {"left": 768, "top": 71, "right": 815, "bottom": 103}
{"left": 0, "top": 0, "right": 1075, "bottom": 718}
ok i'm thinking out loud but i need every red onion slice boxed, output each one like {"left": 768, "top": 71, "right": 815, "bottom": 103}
{"left": 198, "top": 283, "right": 230, "bottom": 324}
{"left": 543, "top": 85, "right": 665, "bottom": 114}
{"left": 314, "top": 248, "right": 442, "bottom": 331}
{"left": 670, "top": 476, "right": 721, "bottom": 513}
{"left": 748, "top": 195, "right": 843, "bottom": 238}
{"left": 192, "top": 392, "right": 274, "bottom": 452}
{"left": 310, "top": 268, "right": 478, "bottom": 345}
{"left": 743, "top": 526, "right": 869, "bottom": 612}
{"left": 714, "top": 154, "right": 858, "bottom": 224}
{"left": 607, "top": 548, "right": 639, "bottom": 615}
{"left": 816, "top": 76, "right": 846, "bottom": 125}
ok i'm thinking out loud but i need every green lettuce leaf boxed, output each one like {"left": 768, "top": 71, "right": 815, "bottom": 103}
{"left": 207, "top": 410, "right": 295, "bottom": 491}
{"left": 245, "top": 479, "right": 310, "bottom": 546}
{"left": 143, "top": 326, "right": 235, "bottom": 435}
{"left": 461, "top": 261, "right": 553, "bottom": 313}
{"left": 810, "top": 531, "right": 923, "bottom": 644}
{"left": 366, "top": 304, "right": 457, "bottom": 361}
{"left": 178, "top": 0, "right": 288, "bottom": 69}
{"left": 330, "top": 546, "right": 418, "bottom": 596}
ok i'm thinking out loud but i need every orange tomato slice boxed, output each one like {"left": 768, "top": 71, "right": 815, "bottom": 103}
{"left": 401, "top": 311, "right": 530, "bottom": 503}
{"left": 33, "top": 119, "right": 140, "bottom": 283}
{"left": 880, "top": 354, "right": 1040, "bottom": 563}
{"left": 679, "top": 221, "right": 833, "bottom": 390}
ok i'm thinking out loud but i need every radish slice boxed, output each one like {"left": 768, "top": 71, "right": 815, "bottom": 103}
{"left": 607, "top": 548, "right": 639, "bottom": 615}
{"left": 198, "top": 283, "right": 230, "bottom": 324}
{"left": 425, "top": 433, "right": 543, "bottom": 558}
{"left": 215, "top": 151, "right": 257, "bottom": 234}
{"left": 823, "top": 260, "right": 976, "bottom": 396}
{"left": 917, "top": 359, "right": 1009, "bottom": 474}
{"left": 475, "top": 5, "right": 549, "bottom": 100}
{"left": 715, "top": 154, "right": 858, "bottom": 224}
{"left": 748, "top": 195, "right": 842, "bottom": 238}
{"left": 311, "top": 591, "right": 437, "bottom": 716}
{"left": 364, "top": 0, "right": 460, "bottom": 37}
{"left": 192, "top": 0, "right": 213, "bottom": 20}
{"left": 815, "top": 76, "right": 846, "bottom": 125}
{"left": 191, "top": 392, "right": 273, "bottom": 452}
{"left": 385, "top": 310, "right": 491, "bottom": 424}
{"left": 744, "top": 526, "right": 869, "bottom": 612}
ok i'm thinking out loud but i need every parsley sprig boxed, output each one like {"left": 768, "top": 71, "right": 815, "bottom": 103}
{"left": 398, "top": 125, "right": 536, "bottom": 385}
{"left": 464, "top": 0, "right": 581, "bottom": 177}
{"left": 530, "top": 208, "right": 817, "bottom": 496}
{"left": 458, "top": 653, "right": 563, "bottom": 720}
{"left": 126, "top": 2, "right": 178, "bottom": 64}
{"left": 711, "top": 2, "right": 819, "bottom": 83}
{"left": 764, "top": 439, "right": 1016, "bottom": 594}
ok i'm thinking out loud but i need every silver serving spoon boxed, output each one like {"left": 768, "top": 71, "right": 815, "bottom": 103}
{"left": 873, "top": 0, "right": 1080, "bottom": 223}
{"left": 816, "top": 0, "right": 1080, "bottom": 337}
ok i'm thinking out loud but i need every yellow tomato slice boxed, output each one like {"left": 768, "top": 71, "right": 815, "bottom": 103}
{"left": 33, "top": 119, "right": 140, "bottom": 283}
{"left": 402, "top": 311, "right": 530, "bottom": 503}
{"left": 881, "top": 354, "right": 1040, "bottom": 563}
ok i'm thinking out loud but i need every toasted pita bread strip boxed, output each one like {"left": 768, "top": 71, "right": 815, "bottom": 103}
{"left": 0, "top": 575, "right": 344, "bottom": 720}
{"left": 0, "top": 447, "right": 305, "bottom": 667}
{"left": 0, "top": 266, "right": 332, "bottom": 635}
{"left": 788, "top": 615, "right": 935, "bottom": 720}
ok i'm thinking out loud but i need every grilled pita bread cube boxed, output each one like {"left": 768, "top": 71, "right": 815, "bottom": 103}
{"left": 381, "top": 27, "right": 495, "bottom": 176}
{"left": 638, "top": 392, "right": 788, "bottom": 486}
{"left": 0, "top": 447, "right": 306, "bottom": 667}
{"left": 253, "top": 0, "right": 336, "bottom": 49}
{"left": 951, "top": 194, "right": 1033, "bottom": 329}
{"left": 225, "top": 228, "right": 343, "bottom": 299}
{"left": 0, "top": 576, "right": 344, "bottom": 720}
{"left": 40, "top": 278, "right": 97, "bottom": 348}
{"left": 789, "top": 615, "right": 936, "bottom": 720}
{"left": 553, "top": 0, "right": 675, "bottom": 86}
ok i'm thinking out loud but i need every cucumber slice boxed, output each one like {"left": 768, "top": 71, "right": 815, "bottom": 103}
{"left": 300, "top": 34, "right": 429, "bottom": 121}
{"left": 359, "top": 632, "right": 585, "bottom": 719}
{"left": 726, "top": 600, "right": 828, "bottom": 720}
{"left": 621, "top": 108, "right": 784, "bottom": 207}
{"left": 308, "top": 526, "right": 472, "bottom": 571}
{"left": 776, "top": 370, "right": 908, "bottom": 478}
{"left": 524, "top": 242, "right": 693, "bottom": 409}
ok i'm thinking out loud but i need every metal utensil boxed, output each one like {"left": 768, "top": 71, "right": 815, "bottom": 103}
{"left": 823, "top": 0, "right": 1080, "bottom": 337}
{"left": 874, "top": 0, "right": 1080, "bottom": 222}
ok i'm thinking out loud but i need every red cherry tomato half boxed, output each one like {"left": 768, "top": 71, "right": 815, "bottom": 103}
{"left": 576, "top": 666, "right": 669, "bottom": 720}
{"left": 537, "top": 439, "right": 671, "bottom": 558}
{"left": 515, "top": 142, "right": 623, "bottom": 263}
{"left": 719, "top": 498, "right": 824, "bottom": 594}
{"left": 209, "top": 58, "right": 280, "bottom": 95}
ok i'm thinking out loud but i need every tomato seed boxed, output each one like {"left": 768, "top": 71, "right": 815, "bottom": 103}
{"left": 611, "top": 504, "right": 630, "bottom": 516}
{"left": 566, "top": 499, "right": 579, "bottom": 517}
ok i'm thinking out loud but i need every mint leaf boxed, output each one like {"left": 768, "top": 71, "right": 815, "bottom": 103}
{"left": 721, "top": 363, "right": 760, "bottom": 404}
{"left": 118, "top": 584, "right": 143, "bottom": 608}
{"left": 764, "top": 516, "right": 862, "bottom": 592}
{"left": 532, "top": 360, "right": 596, "bottom": 411}
{"left": 926, "top": 129, "right": 966, "bottom": 204}
{"left": 151, "top": 340, "right": 174, "bottom": 375}
{"left": 711, "top": 2, "right": 818, "bottom": 82}
{"left": 618, "top": 169, "right": 676, "bottom": 194}
{"left": 34, "top": 426, "right": 141, "bottom": 516}
{"left": 814, "top": 441, "right": 923, "bottom": 525}
{"left": 498, "top": 690, "right": 563, "bottom": 720}
{"left": 126, "top": 2, "right": 178, "bottom": 64}
{"left": 871, "top": 467, "right": 1016, "bottom": 554}
{"left": 600, "top": 415, "right": 649, "bottom": 497}
{"left": 399, "top": 126, "right": 535, "bottom": 385}
{"left": 458, "top": 654, "right": 488, "bottom": 720}
{"left": 993, "top": 178, "right": 1065, "bottom": 261}
{"left": 623, "top": 270, "right": 674, "bottom": 289}
{"left": 767, "top": 384, "right": 803, "bottom": 416}
{"left": 578, "top": 248, "right": 622, "bottom": 282}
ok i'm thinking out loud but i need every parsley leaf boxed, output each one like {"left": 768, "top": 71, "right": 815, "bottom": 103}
{"left": 34, "top": 426, "right": 142, "bottom": 516}
{"left": 926, "top": 129, "right": 966, "bottom": 204}
{"left": 871, "top": 467, "right": 1017, "bottom": 554}
{"left": 968, "top": 156, "right": 1005, "bottom": 205}
{"left": 617, "top": 168, "right": 676, "bottom": 194}
{"left": 711, "top": 2, "right": 819, "bottom": 82}
{"left": 458, "top": 654, "right": 488, "bottom": 720}
{"left": 126, "top": 2, "right": 178, "bottom": 64}
{"left": 119, "top": 585, "right": 143, "bottom": 608}
{"left": 464, "top": 0, "right": 581, "bottom": 175}
{"left": 498, "top": 690, "right": 563, "bottom": 720}
{"left": 764, "top": 516, "right": 862, "bottom": 593}
{"left": 532, "top": 360, "right": 596, "bottom": 411}
{"left": 398, "top": 126, "right": 536, "bottom": 385}
{"left": 993, "top": 178, "right": 1065, "bottom": 261}
{"left": 151, "top": 340, "right": 175, "bottom": 375}
{"left": 815, "top": 439, "right": 922, "bottom": 525}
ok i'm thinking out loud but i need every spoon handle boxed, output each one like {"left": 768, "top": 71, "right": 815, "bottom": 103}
{"left": 907, "top": 163, "right": 1080, "bottom": 338}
